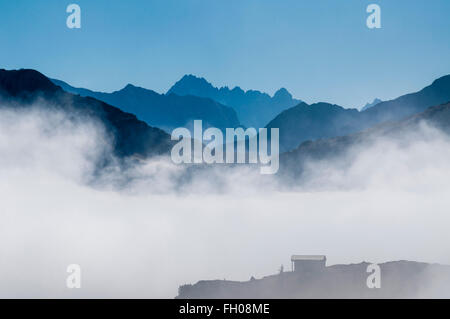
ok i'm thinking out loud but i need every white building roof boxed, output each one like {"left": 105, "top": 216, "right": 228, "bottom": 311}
{"left": 291, "top": 255, "right": 326, "bottom": 261}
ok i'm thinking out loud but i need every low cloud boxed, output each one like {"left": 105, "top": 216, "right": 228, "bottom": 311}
{"left": 1, "top": 106, "right": 450, "bottom": 298}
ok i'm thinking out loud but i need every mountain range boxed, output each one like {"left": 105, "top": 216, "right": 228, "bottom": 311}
{"left": 53, "top": 73, "right": 450, "bottom": 154}
{"left": 168, "top": 74, "right": 301, "bottom": 128}
{"left": 3, "top": 68, "right": 450, "bottom": 174}
{"left": 268, "top": 75, "right": 450, "bottom": 152}
{"left": 280, "top": 100, "right": 450, "bottom": 180}
{"left": 51, "top": 79, "right": 240, "bottom": 133}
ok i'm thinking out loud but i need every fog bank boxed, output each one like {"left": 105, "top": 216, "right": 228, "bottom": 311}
{"left": 1, "top": 108, "right": 450, "bottom": 298}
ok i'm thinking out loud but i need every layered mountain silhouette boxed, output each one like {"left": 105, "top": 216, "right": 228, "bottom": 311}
{"left": 52, "top": 79, "right": 240, "bottom": 133}
{"left": 4, "top": 69, "right": 450, "bottom": 170}
{"left": 268, "top": 75, "right": 450, "bottom": 152}
{"left": 266, "top": 102, "right": 362, "bottom": 152}
{"left": 0, "top": 69, "right": 173, "bottom": 159}
{"left": 168, "top": 74, "right": 301, "bottom": 128}
{"left": 280, "top": 100, "right": 450, "bottom": 179}
{"left": 363, "top": 75, "right": 450, "bottom": 124}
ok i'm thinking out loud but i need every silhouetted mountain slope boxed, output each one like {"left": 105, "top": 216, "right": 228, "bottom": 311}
{"left": 267, "top": 75, "right": 450, "bottom": 152}
{"left": 266, "top": 102, "right": 361, "bottom": 152}
{"left": 362, "top": 75, "right": 450, "bottom": 124}
{"left": 167, "top": 74, "right": 301, "bottom": 128}
{"left": 280, "top": 101, "right": 450, "bottom": 179}
{"left": 1, "top": 69, "right": 173, "bottom": 159}
{"left": 52, "top": 79, "right": 240, "bottom": 133}
{"left": 0, "top": 69, "right": 59, "bottom": 96}
{"left": 177, "top": 260, "right": 450, "bottom": 298}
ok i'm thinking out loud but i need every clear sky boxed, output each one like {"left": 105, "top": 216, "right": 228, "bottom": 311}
{"left": 1, "top": 0, "right": 449, "bottom": 108}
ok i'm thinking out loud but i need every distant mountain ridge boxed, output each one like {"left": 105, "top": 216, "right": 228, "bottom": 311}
{"left": 363, "top": 75, "right": 450, "bottom": 124}
{"left": 267, "top": 74, "right": 450, "bottom": 152}
{"left": 280, "top": 100, "right": 450, "bottom": 179}
{"left": 26, "top": 72, "right": 450, "bottom": 157}
{"left": 168, "top": 74, "right": 301, "bottom": 128}
{"left": 51, "top": 79, "right": 240, "bottom": 134}
{"left": 3, "top": 68, "right": 450, "bottom": 185}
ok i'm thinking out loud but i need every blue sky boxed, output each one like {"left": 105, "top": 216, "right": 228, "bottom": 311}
{"left": 1, "top": 0, "right": 449, "bottom": 108}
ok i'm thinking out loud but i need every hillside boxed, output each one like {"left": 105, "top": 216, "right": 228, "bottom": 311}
{"left": 279, "top": 101, "right": 450, "bottom": 179}
{"left": 177, "top": 260, "right": 450, "bottom": 298}
{"left": 0, "top": 69, "right": 173, "bottom": 159}
{"left": 266, "top": 102, "right": 361, "bottom": 152}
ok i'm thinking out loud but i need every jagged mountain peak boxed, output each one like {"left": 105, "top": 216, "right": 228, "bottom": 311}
{"left": 273, "top": 87, "right": 292, "bottom": 100}
{"left": 123, "top": 83, "right": 137, "bottom": 90}
{"left": 119, "top": 83, "right": 153, "bottom": 94}
{"left": 168, "top": 74, "right": 215, "bottom": 96}
{"left": 361, "top": 98, "right": 382, "bottom": 111}
{"left": 168, "top": 74, "right": 301, "bottom": 127}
